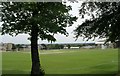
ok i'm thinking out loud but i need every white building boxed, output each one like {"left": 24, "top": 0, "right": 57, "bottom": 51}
{"left": 95, "top": 38, "right": 112, "bottom": 49}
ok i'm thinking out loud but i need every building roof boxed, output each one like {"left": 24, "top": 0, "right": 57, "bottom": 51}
{"left": 95, "top": 38, "right": 106, "bottom": 44}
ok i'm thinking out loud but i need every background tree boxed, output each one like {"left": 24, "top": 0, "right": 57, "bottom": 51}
{"left": 15, "top": 44, "right": 22, "bottom": 51}
{"left": 67, "top": 44, "right": 71, "bottom": 49}
{"left": 11, "top": 44, "right": 16, "bottom": 51}
{"left": 1, "top": 2, "right": 77, "bottom": 75}
{"left": 40, "top": 44, "right": 47, "bottom": 50}
{"left": 74, "top": 2, "right": 120, "bottom": 43}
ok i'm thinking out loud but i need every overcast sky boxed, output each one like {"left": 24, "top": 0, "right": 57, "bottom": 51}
{"left": 0, "top": 2, "right": 99, "bottom": 44}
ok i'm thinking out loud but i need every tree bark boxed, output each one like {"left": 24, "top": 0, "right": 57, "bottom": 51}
{"left": 31, "top": 24, "right": 42, "bottom": 75}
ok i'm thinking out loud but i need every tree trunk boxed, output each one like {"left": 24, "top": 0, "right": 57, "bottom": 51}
{"left": 31, "top": 24, "right": 42, "bottom": 75}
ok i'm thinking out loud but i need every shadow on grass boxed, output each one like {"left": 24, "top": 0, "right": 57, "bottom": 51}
{"left": 44, "top": 74, "right": 116, "bottom": 76}
{"left": 2, "top": 70, "right": 30, "bottom": 76}
{"left": 2, "top": 65, "right": 118, "bottom": 76}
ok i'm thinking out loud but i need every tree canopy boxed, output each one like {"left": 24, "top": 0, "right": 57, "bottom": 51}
{"left": 1, "top": 2, "right": 77, "bottom": 42}
{"left": 74, "top": 2, "right": 120, "bottom": 42}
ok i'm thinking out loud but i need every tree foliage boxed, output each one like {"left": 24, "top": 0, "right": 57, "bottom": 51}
{"left": 1, "top": 2, "right": 77, "bottom": 42}
{"left": 74, "top": 2, "right": 120, "bottom": 42}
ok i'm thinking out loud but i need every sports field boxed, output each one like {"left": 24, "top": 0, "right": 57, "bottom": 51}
{"left": 1, "top": 48, "right": 118, "bottom": 75}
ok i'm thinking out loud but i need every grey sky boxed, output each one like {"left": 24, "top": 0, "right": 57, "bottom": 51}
{"left": 0, "top": 2, "right": 99, "bottom": 44}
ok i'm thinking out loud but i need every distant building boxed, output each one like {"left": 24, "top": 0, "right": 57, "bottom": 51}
{"left": 95, "top": 39, "right": 106, "bottom": 49}
{"left": 17, "top": 44, "right": 31, "bottom": 51}
{"left": 81, "top": 45, "right": 95, "bottom": 49}
{"left": 38, "top": 44, "right": 47, "bottom": 50}
{"left": 70, "top": 47, "right": 80, "bottom": 49}
{"left": 95, "top": 39, "right": 113, "bottom": 49}
{"left": 0, "top": 43, "right": 13, "bottom": 51}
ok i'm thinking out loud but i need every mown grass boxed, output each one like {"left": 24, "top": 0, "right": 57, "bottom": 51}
{"left": 1, "top": 48, "right": 118, "bottom": 75}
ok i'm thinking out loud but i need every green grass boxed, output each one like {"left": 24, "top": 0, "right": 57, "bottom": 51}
{"left": 1, "top": 48, "right": 118, "bottom": 74}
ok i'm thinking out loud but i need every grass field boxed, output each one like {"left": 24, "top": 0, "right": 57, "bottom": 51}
{"left": 1, "top": 48, "right": 118, "bottom": 75}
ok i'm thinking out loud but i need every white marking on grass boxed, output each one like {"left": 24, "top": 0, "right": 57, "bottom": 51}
{"left": 18, "top": 50, "right": 75, "bottom": 54}
{"left": 40, "top": 52, "right": 64, "bottom": 54}
{"left": 39, "top": 50, "right": 76, "bottom": 54}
